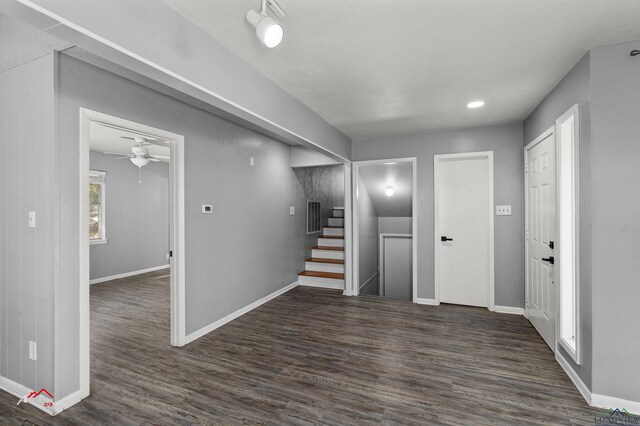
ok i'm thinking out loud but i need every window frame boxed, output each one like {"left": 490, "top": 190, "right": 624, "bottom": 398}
{"left": 555, "top": 104, "right": 580, "bottom": 364}
{"left": 89, "top": 170, "right": 108, "bottom": 245}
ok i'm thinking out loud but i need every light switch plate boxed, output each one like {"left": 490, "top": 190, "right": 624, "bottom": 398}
{"left": 28, "top": 211, "right": 36, "bottom": 228}
{"left": 289, "top": 206, "right": 295, "bottom": 215}
{"left": 29, "top": 341, "right": 37, "bottom": 361}
{"left": 250, "top": 157, "right": 255, "bottom": 166}
{"left": 496, "top": 205, "right": 512, "bottom": 216}
{"left": 202, "top": 205, "right": 213, "bottom": 214}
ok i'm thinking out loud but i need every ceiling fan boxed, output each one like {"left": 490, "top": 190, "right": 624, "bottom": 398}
{"left": 114, "top": 136, "right": 164, "bottom": 168}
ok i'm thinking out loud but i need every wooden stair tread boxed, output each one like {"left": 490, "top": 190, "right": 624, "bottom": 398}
{"left": 313, "top": 246, "right": 344, "bottom": 251}
{"left": 305, "top": 258, "right": 344, "bottom": 264}
{"left": 298, "top": 271, "right": 344, "bottom": 279}
{"left": 319, "top": 236, "right": 343, "bottom": 239}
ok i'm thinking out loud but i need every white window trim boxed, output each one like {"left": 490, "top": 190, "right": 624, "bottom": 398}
{"left": 555, "top": 104, "right": 581, "bottom": 364}
{"left": 89, "top": 169, "right": 108, "bottom": 244}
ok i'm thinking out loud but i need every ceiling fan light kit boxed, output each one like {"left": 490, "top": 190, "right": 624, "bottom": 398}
{"left": 246, "top": 0, "right": 285, "bottom": 48}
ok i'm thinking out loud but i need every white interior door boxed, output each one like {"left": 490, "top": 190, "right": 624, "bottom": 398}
{"left": 435, "top": 153, "right": 493, "bottom": 308}
{"left": 380, "top": 235, "right": 412, "bottom": 300}
{"left": 525, "top": 131, "right": 556, "bottom": 351}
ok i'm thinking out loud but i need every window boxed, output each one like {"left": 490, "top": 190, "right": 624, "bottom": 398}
{"left": 556, "top": 105, "right": 580, "bottom": 364}
{"left": 89, "top": 170, "right": 107, "bottom": 244}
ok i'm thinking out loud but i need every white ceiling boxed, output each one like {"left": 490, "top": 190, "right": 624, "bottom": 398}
{"left": 89, "top": 122, "right": 170, "bottom": 161}
{"left": 165, "top": 0, "right": 640, "bottom": 140}
{"left": 359, "top": 163, "right": 412, "bottom": 217}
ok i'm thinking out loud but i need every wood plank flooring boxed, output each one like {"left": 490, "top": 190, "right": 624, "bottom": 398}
{"left": 0, "top": 271, "right": 600, "bottom": 425}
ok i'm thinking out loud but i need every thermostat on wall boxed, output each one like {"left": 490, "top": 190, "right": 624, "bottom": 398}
{"left": 202, "top": 204, "right": 213, "bottom": 214}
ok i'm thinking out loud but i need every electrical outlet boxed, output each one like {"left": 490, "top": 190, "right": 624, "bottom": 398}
{"left": 29, "top": 341, "right": 37, "bottom": 361}
{"left": 250, "top": 157, "right": 255, "bottom": 166}
{"left": 496, "top": 205, "right": 512, "bottom": 216}
{"left": 289, "top": 206, "right": 295, "bottom": 215}
{"left": 202, "top": 205, "right": 213, "bottom": 214}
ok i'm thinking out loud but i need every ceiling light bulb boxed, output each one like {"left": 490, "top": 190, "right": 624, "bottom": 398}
{"left": 385, "top": 187, "right": 394, "bottom": 197}
{"left": 467, "top": 100, "right": 485, "bottom": 109}
{"left": 131, "top": 157, "right": 150, "bottom": 168}
{"left": 246, "top": 9, "right": 283, "bottom": 48}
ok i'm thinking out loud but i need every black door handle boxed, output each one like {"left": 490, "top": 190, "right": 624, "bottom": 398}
{"left": 441, "top": 236, "right": 453, "bottom": 242}
{"left": 542, "top": 256, "right": 554, "bottom": 265}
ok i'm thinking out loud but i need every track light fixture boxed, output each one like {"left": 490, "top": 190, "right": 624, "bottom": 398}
{"left": 246, "top": 0, "right": 285, "bottom": 48}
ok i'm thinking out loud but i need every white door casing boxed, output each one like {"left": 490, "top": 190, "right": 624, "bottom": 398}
{"left": 525, "top": 128, "right": 556, "bottom": 351}
{"left": 434, "top": 152, "right": 494, "bottom": 309}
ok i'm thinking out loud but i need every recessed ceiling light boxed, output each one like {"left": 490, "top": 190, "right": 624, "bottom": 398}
{"left": 467, "top": 100, "right": 485, "bottom": 109}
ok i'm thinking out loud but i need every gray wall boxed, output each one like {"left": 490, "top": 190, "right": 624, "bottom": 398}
{"left": 523, "top": 52, "right": 593, "bottom": 389}
{"left": 89, "top": 151, "right": 169, "bottom": 281}
{"left": 352, "top": 123, "right": 524, "bottom": 306}
{"left": 290, "top": 146, "right": 340, "bottom": 168}
{"left": 56, "top": 54, "right": 308, "bottom": 399}
{"left": 358, "top": 179, "right": 379, "bottom": 294}
{"left": 293, "top": 165, "right": 345, "bottom": 258}
{"left": 379, "top": 217, "right": 412, "bottom": 234}
{"left": 0, "top": 50, "right": 55, "bottom": 400}
{"left": 590, "top": 39, "right": 640, "bottom": 402}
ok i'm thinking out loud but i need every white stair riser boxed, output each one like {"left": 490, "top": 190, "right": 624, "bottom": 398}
{"left": 305, "top": 262, "right": 344, "bottom": 274}
{"left": 312, "top": 249, "right": 344, "bottom": 260}
{"left": 333, "top": 209, "right": 344, "bottom": 218}
{"left": 317, "top": 238, "right": 344, "bottom": 247}
{"left": 323, "top": 227, "right": 344, "bottom": 236}
{"left": 298, "top": 275, "right": 344, "bottom": 289}
{"left": 328, "top": 218, "right": 344, "bottom": 227}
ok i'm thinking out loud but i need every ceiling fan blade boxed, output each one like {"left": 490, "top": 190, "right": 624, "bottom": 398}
{"left": 148, "top": 158, "right": 161, "bottom": 162}
{"left": 120, "top": 136, "right": 157, "bottom": 145}
{"left": 115, "top": 156, "right": 133, "bottom": 160}
{"left": 102, "top": 151, "right": 131, "bottom": 156}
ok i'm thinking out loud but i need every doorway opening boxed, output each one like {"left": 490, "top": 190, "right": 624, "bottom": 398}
{"left": 434, "top": 152, "right": 494, "bottom": 309}
{"left": 352, "top": 158, "right": 417, "bottom": 301}
{"left": 78, "top": 109, "right": 185, "bottom": 399}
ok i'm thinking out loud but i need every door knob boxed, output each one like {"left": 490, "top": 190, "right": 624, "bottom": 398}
{"left": 441, "top": 236, "right": 453, "bottom": 242}
{"left": 542, "top": 256, "right": 555, "bottom": 265}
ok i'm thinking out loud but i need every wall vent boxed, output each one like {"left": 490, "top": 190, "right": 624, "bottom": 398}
{"left": 307, "top": 201, "right": 321, "bottom": 234}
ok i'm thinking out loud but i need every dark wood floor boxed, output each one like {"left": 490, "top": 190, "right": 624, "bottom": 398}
{"left": 1, "top": 271, "right": 600, "bottom": 425}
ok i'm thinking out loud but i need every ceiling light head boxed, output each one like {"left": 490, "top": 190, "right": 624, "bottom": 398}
{"left": 130, "top": 157, "right": 150, "bottom": 168}
{"left": 246, "top": 8, "right": 283, "bottom": 48}
{"left": 466, "top": 100, "right": 485, "bottom": 109}
{"left": 385, "top": 186, "right": 394, "bottom": 197}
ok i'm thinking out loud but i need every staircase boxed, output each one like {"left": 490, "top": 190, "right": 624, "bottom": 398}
{"left": 298, "top": 207, "right": 345, "bottom": 289}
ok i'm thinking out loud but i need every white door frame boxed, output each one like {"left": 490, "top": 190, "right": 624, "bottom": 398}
{"left": 433, "top": 151, "right": 495, "bottom": 310}
{"left": 351, "top": 157, "right": 418, "bottom": 302}
{"left": 78, "top": 108, "right": 186, "bottom": 398}
{"left": 343, "top": 163, "right": 354, "bottom": 296}
{"left": 523, "top": 126, "right": 555, "bottom": 323}
{"left": 379, "top": 233, "right": 413, "bottom": 297}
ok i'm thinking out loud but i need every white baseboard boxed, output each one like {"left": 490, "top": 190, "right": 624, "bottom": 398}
{"left": 494, "top": 305, "right": 525, "bottom": 315}
{"left": 591, "top": 393, "right": 640, "bottom": 414}
{"left": 298, "top": 280, "right": 343, "bottom": 290}
{"left": 415, "top": 298, "right": 439, "bottom": 305}
{"left": 186, "top": 281, "right": 298, "bottom": 344}
{"left": 555, "top": 352, "right": 592, "bottom": 405}
{"left": 358, "top": 272, "right": 378, "bottom": 290}
{"left": 90, "top": 264, "right": 169, "bottom": 284}
{"left": 0, "top": 375, "right": 54, "bottom": 415}
{"left": 53, "top": 389, "right": 85, "bottom": 415}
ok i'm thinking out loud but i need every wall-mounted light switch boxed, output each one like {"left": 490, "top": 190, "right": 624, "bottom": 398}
{"left": 250, "top": 157, "right": 255, "bottom": 166}
{"left": 28, "top": 211, "right": 36, "bottom": 228}
{"left": 29, "top": 341, "right": 37, "bottom": 361}
{"left": 289, "top": 206, "right": 295, "bottom": 215}
{"left": 202, "top": 205, "right": 213, "bottom": 214}
{"left": 496, "top": 205, "right": 512, "bottom": 216}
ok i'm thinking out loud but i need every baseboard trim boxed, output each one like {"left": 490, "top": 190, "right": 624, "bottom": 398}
{"left": 591, "top": 393, "right": 640, "bottom": 414}
{"left": 0, "top": 375, "right": 54, "bottom": 415}
{"left": 53, "top": 390, "right": 85, "bottom": 415}
{"left": 358, "top": 272, "right": 378, "bottom": 290}
{"left": 415, "top": 298, "right": 439, "bottom": 306}
{"left": 555, "top": 352, "right": 592, "bottom": 405}
{"left": 90, "top": 264, "right": 169, "bottom": 284}
{"left": 185, "top": 281, "right": 298, "bottom": 344}
{"left": 494, "top": 305, "right": 524, "bottom": 315}
{"left": 298, "top": 281, "right": 344, "bottom": 290}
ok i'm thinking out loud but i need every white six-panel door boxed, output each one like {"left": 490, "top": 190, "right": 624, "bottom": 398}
{"left": 525, "top": 130, "right": 557, "bottom": 351}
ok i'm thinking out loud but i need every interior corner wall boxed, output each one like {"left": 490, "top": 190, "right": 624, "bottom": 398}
{"left": 357, "top": 178, "right": 379, "bottom": 292}
{"left": 378, "top": 217, "right": 412, "bottom": 234}
{"left": 293, "top": 165, "right": 345, "bottom": 257}
{"left": 523, "top": 52, "right": 593, "bottom": 390}
{"left": 589, "top": 39, "right": 640, "bottom": 403}
{"left": 56, "top": 53, "right": 308, "bottom": 399}
{"left": 89, "top": 151, "right": 169, "bottom": 281}
{"left": 352, "top": 123, "right": 524, "bottom": 307}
